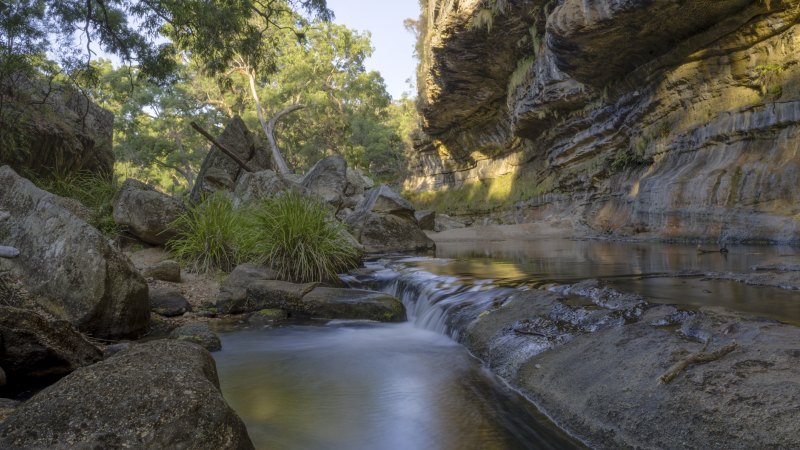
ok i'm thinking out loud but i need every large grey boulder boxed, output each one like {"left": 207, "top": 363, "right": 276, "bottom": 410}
{"left": 142, "top": 260, "right": 181, "bottom": 282}
{"left": 0, "top": 340, "right": 254, "bottom": 449}
{"left": 301, "top": 155, "right": 347, "bottom": 208}
{"left": 191, "top": 116, "right": 271, "bottom": 202}
{"left": 0, "top": 306, "right": 102, "bottom": 389}
{"left": 346, "top": 185, "right": 435, "bottom": 253}
{"left": 302, "top": 287, "right": 406, "bottom": 322}
{"left": 341, "top": 167, "right": 374, "bottom": 209}
{"left": 0, "top": 166, "right": 150, "bottom": 339}
{"left": 216, "top": 264, "right": 279, "bottom": 314}
{"left": 113, "top": 178, "right": 185, "bottom": 245}
{"left": 243, "top": 280, "right": 319, "bottom": 316}
{"left": 415, "top": 210, "right": 436, "bottom": 231}
{"left": 232, "top": 169, "right": 294, "bottom": 206}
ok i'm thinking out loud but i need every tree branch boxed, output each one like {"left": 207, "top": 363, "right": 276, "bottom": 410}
{"left": 658, "top": 342, "right": 739, "bottom": 384}
{"left": 190, "top": 121, "right": 254, "bottom": 173}
{"left": 266, "top": 104, "right": 304, "bottom": 174}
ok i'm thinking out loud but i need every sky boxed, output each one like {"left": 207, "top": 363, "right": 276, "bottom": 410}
{"left": 325, "top": 0, "right": 420, "bottom": 100}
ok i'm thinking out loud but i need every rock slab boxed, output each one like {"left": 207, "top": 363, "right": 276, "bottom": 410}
{"left": 0, "top": 340, "right": 253, "bottom": 449}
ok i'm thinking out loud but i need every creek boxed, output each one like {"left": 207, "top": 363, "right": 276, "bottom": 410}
{"left": 214, "top": 239, "right": 800, "bottom": 449}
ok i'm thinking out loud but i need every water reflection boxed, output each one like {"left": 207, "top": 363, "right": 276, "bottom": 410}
{"left": 214, "top": 323, "right": 582, "bottom": 450}
{"left": 427, "top": 239, "right": 800, "bottom": 325}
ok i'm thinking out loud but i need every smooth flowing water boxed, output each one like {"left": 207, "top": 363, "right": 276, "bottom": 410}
{"left": 214, "top": 238, "right": 800, "bottom": 449}
{"left": 214, "top": 322, "right": 581, "bottom": 450}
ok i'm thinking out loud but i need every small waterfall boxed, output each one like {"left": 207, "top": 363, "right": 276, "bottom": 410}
{"left": 343, "top": 258, "right": 518, "bottom": 340}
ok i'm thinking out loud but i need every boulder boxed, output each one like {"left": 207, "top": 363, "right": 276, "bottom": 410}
{"left": 216, "top": 264, "right": 279, "bottom": 314}
{"left": 301, "top": 155, "right": 347, "bottom": 208}
{"left": 244, "top": 280, "right": 319, "bottom": 316}
{"left": 346, "top": 185, "right": 435, "bottom": 253}
{"left": 415, "top": 210, "right": 436, "bottom": 231}
{"left": 113, "top": 178, "right": 185, "bottom": 245}
{"left": 232, "top": 169, "right": 293, "bottom": 206}
{"left": 149, "top": 286, "right": 191, "bottom": 317}
{"left": 169, "top": 323, "right": 221, "bottom": 352}
{"left": 191, "top": 116, "right": 271, "bottom": 202}
{"left": 0, "top": 340, "right": 253, "bottom": 449}
{"left": 0, "top": 166, "right": 150, "bottom": 339}
{"left": 302, "top": 287, "right": 406, "bottom": 322}
{"left": 341, "top": 168, "right": 374, "bottom": 209}
{"left": 0, "top": 306, "right": 102, "bottom": 389}
{"left": 143, "top": 260, "right": 181, "bottom": 282}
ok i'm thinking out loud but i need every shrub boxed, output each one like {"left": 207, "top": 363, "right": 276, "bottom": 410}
{"left": 249, "top": 192, "right": 362, "bottom": 283}
{"left": 166, "top": 194, "right": 252, "bottom": 274}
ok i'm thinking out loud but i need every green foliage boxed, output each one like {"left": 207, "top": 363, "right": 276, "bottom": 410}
{"left": 30, "top": 171, "right": 121, "bottom": 236}
{"left": 755, "top": 64, "right": 784, "bottom": 98}
{"left": 166, "top": 194, "right": 252, "bottom": 274}
{"left": 508, "top": 57, "right": 535, "bottom": 97}
{"left": 248, "top": 192, "right": 362, "bottom": 283}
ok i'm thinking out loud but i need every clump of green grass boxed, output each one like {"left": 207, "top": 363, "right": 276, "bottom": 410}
{"left": 32, "top": 171, "right": 121, "bottom": 236}
{"left": 166, "top": 194, "right": 252, "bottom": 274}
{"left": 249, "top": 192, "right": 362, "bottom": 283}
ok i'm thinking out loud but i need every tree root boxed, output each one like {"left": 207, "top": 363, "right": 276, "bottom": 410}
{"left": 658, "top": 342, "right": 739, "bottom": 384}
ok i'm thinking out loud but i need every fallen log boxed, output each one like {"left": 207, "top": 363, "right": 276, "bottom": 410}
{"left": 190, "top": 121, "right": 254, "bottom": 173}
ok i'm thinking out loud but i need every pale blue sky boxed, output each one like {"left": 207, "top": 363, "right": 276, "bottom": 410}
{"left": 326, "top": 0, "right": 420, "bottom": 100}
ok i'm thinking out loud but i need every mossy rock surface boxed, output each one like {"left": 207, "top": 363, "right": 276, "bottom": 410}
{"left": 301, "top": 287, "right": 406, "bottom": 322}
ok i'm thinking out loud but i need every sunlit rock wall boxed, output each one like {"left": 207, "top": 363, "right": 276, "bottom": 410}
{"left": 408, "top": 0, "right": 800, "bottom": 243}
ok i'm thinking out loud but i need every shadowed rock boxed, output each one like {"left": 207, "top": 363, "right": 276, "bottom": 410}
{"left": 0, "top": 340, "right": 253, "bottom": 449}
{"left": 113, "top": 179, "right": 185, "bottom": 245}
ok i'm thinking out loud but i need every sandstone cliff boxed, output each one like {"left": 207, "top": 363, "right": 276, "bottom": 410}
{"left": 408, "top": 0, "right": 800, "bottom": 243}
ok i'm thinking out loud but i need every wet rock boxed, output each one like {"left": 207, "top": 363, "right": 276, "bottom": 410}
{"left": 0, "top": 340, "right": 253, "bottom": 449}
{"left": 0, "top": 306, "right": 102, "bottom": 389}
{"left": 702, "top": 270, "right": 800, "bottom": 291}
{"left": 301, "top": 287, "right": 406, "bottom": 322}
{"left": 346, "top": 185, "right": 435, "bottom": 253}
{"left": 549, "top": 279, "right": 646, "bottom": 316}
{"left": 301, "top": 155, "right": 347, "bottom": 208}
{"left": 232, "top": 169, "right": 293, "bottom": 206}
{"left": 112, "top": 178, "right": 185, "bottom": 245}
{"left": 244, "top": 280, "right": 319, "bottom": 316}
{"left": 149, "top": 286, "right": 192, "bottom": 317}
{"left": 169, "top": 323, "right": 222, "bottom": 352}
{"left": 415, "top": 210, "right": 436, "bottom": 231}
{"left": 216, "top": 264, "right": 279, "bottom": 314}
{"left": 0, "top": 166, "right": 150, "bottom": 339}
{"left": 247, "top": 309, "right": 288, "bottom": 326}
{"left": 147, "top": 314, "right": 175, "bottom": 337}
{"left": 142, "top": 260, "right": 181, "bottom": 282}
{"left": 191, "top": 116, "right": 271, "bottom": 202}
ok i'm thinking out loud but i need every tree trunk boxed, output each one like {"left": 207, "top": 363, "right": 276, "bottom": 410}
{"left": 245, "top": 71, "right": 302, "bottom": 175}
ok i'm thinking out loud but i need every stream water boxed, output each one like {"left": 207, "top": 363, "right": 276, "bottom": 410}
{"left": 214, "top": 239, "right": 800, "bottom": 449}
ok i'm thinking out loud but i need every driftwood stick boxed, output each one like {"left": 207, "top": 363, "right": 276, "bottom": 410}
{"left": 658, "top": 342, "right": 739, "bottom": 384}
{"left": 190, "top": 121, "right": 254, "bottom": 173}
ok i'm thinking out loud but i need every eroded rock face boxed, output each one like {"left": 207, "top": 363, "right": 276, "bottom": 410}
{"left": 0, "top": 166, "right": 149, "bottom": 339}
{"left": 409, "top": 0, "right": 800, "bottom": 243}
{"left": 0, "top": 306, "right": 102, "bottom": 390}
{"left": 0, "top": 340, "right": 253, "bottom": 449}
{"left": 113, "top": 178, "right": 185, "bottom": 245}
{"left": 346, "top": 185, "right": 435, "bottom": 253}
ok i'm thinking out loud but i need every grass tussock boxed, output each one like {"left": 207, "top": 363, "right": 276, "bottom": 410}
{"left": 166, "top": 192, "right": 362, "bottom": 282}
{"left": 166, "top": 193, "right": 252, "bottom": 274}
{"left": 249, "top": 192, "right": 362, "bottom": 283}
